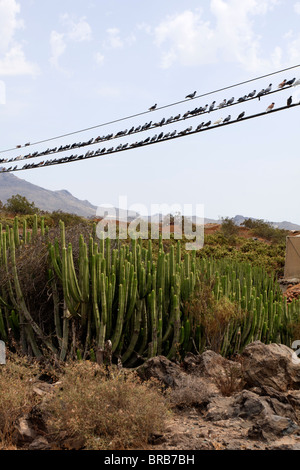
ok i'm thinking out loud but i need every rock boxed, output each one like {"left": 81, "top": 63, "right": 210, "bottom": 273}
{"left": 13, "top": 416, "right": 37, "bottom": 445}
{"left": 28, "top": 436, "right": 51, "bottom": 450}
{"left": 241, "top": 341, "right": 300, "bottom": 392}
{"left": 136, "top": 356, "right": 185, "bottom": 388}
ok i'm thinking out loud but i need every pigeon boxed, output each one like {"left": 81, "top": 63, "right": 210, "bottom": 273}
{"left": 287, "top": 96, "right": 292, "bottom": 107}
{"left": 256, "top": 89, "right": 265, "bottom": 101}
{"left": 157, "top": 132, "right": 164, "bottom": 140}
{"left": 173, "top": 114, "right": 181, "bottom": 121}
{"left": 286, "top": 78, "right": 296, "bottom": 86}
{"left": 185, "top": 91, "right": 196, "bottom": 99}
{"left": 278, "top": 79, "right": 287, "bottom": 89}
{"left": 223, "top": 115, "right": 231, "bottom": 123}
{"left": 170, "top": 130, "right": 177, "bottom": 137}
{"left": 163, "top": 132, "right": 170, "bottom": 139}
{"left": 292, "top": 78, "right": 300, "bottom": 87}
{"left": 196, "top": 122, "right": 204, "bottom": 131}
{"left": 218, "top": 99, "right": 227, "bottom": 108}
{"left": 238, "top": 95, "right": 247, "bottom": 102}
{"left": 143, "top": 137, "right": 150, "bottom": 143}
{"left": 134, "top": 125, "right": 141, "bottom": 132}
{"left": 266, "top": 102, "right": 275, "bottom": 112}
{"left": 149, "top": 104, "right": 157, "bottom": 111}
{"left": 150, "top": 134, "right": 157, "bottom": 142}
{"left": 214, "top": 118, "right": 223, "bottom": 125}
{"left": 128, "top": 127, "right": 135, "bottom": 134}
{"left": 247, "top": 90, "right": 256, "bottom": 98}
{"left": 166, "top": 117, "right": 173, "bottom": 124}
{"left": 159, "top": 118, "right": 165, "bottom": 126}
{"left": 203, "top": 120, "right": 211, "bottom": 127}
{"left": 237, "top": 111, "right": 245, "bottom": 120}
{"left": 227, "top": 97, "right": 234, "bottom": 106}
{"left": 183, "top": 111, "right": 191, "bottom": 119}
{"left": 208, "top": 101, "right": 216, "bottom": 112}
{"left": 264, "top": 83, "right": 272, "bottom": 94}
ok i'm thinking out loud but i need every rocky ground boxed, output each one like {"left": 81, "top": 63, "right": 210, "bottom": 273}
{"left": 10, "top": 341, "right": 300, "bottom": 451}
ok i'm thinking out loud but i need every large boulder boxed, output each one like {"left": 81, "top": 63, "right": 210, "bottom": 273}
{"left": 241, "top": 341, "right": 300, "bottom": 392}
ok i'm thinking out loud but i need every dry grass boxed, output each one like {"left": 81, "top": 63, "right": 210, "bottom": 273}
{"left": 0, "top": 353, "right": 40, "bottom": 448}
{"left": 44, "top": 361, "right": 170, "bottom": 450}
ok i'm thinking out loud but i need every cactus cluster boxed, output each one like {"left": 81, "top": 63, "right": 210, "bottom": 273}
{"left": 0, "top": 216, "right": 299, "bottom": 364}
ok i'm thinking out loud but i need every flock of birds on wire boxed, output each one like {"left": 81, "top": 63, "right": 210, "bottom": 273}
{"left": 0, "top": 76, "right": 299, "bottom": 173}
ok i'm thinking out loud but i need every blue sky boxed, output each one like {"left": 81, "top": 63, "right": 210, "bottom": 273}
{"left": 1, "top": 0, "right": 300, "bottom": 223}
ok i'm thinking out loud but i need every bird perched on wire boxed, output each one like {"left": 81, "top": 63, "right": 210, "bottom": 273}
{"left": 218, "top": 99, "right": 227, "bottom": 108}
{"left": 203, "top": 120, "right": 211, "bottom": 127}
{"left": 196, "top": 122, "right": 204, "bottom": 131}
{"left": 266, "top": 102, "right": 275, "bottom": 112}
{"left": 238, "top": 95, "right": 247, "bottom": 102}
{"left": 264, "top": 83, "right": 272, "bottom": 94}
{"left": 278, "top": 79, "right": 287, "bottom": 89}
{"left": 227, "top": 97, "right": 234, "bottom": 105}
{"left": 248, "top": 90, "right": 256, "bottom": 98}
{"left": 223, "top": 115, "right": 231, "bottom": 124}
{"left": 149, "top": 104, "right": 157, "bottom": 111}
{"left": 214, "top": 118, "right": 223, "bottom": 125}
{"left": 287, "top": 96, "right": 292, "bottom": 107}
{"left": 185, "top": 91, "right": 196, "bottom": 99}
{"left": 237, "top": 111, "right": 245, "bottom": 120}
{"left": 208, "top": 101, "right": 216, "bottom": 112}
{"left": 256, "top": 89, "right": 265, "bottom": 101}
{"left": 286, "top": 78, "right": 296, "bottom": 86}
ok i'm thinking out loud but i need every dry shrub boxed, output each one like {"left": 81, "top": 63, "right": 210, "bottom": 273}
{"left": 169, "top": 375, "right": 210, "bottom": 410}
{"left": 0, "top": 353, "right": 40, "bottom": 448}
{"left": 44, "top": 361, "right": 169, "bottom": 450}
{"left": 215, "top": 362, "right": 245, "bottom": 396}
{"left": 186, "top": 283, "right": 243, "bottom": 354}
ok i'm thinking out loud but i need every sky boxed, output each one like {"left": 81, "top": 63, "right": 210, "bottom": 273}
{"left": 0, "top": 0, "right": 300, "bottom": 223}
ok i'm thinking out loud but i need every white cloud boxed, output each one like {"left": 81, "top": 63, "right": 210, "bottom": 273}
{"left": 0, "top": 0, "right": 39, "bottom": 77}
{"left": 60, "top": 14, "right": 92, "bottom": 42}
{"left": 152, "top": 0, "right": 281, "bottom": 72}
{"left": 294, "top": 2, "right": 300, "bottom": 14}
{"left": 95, "top": 52, "right": 104, "bottom": 66}
{"left": 49, "top": 14, "right": 92, "bottom": 69}
{"left": 0, "top": 44, "right": 39, "bottom": 76}
{"left": 105, "top": 28, "right": 124, "bottom": 49}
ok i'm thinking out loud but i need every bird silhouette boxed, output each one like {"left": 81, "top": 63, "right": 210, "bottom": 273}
{"left": 218, "top": 99, "right": 227, "bottom": 108}
{"left": 149, "top": 104, "right": 157, "bottom": 111}
{"left": 286, "top": 78, "right": 296, "bottom": 86}
{"left": 248, "top": 90, "right": 256, "bottom": 98}
{"left": 185, "top": 91, "right": 196, "bottom": 99}
{"left": 264, "top": 83, "right": 272, "bottom": 93}
{"left": 278, "top": 79, "right": 287, "bottom": 89}
{"left": 266, "top": 102, "right": 275, "bottom": 112}
{"left": 203, "top": 120, "right": 211, "bottom": 127}
{"left": 208, "top": 101, "right": 216, "bottom": 112}
{"left": 237, "top": 111, "right": 245, "bottom": 120}
{"left": 223, "top": 115, "right": 231, "bottom": 124}
{"left": 196, "top": 122, "right": 204, "bottom": 131}
{"left": 256, "top": 89, "right": 265, "bottom": 101}
{"left": 214, "top": 118, "right": 223, "bottom": 125}
{"left": 287, "top": 96, "right": 292, "bottom": 107}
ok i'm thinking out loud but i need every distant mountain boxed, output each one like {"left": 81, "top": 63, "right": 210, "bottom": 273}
{"left": 1, "top": 172, "right": 299, "bottom": 230}
{"left": 0, "top": 172, "right": 139, "bottom": 220}
{"left": 0, "top": 172, "right": 97, "bottom": 217}
{"left": 231, "top": 215, "right": 300, "bottom": 231}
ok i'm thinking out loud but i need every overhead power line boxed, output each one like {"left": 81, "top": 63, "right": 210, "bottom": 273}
{"left": 0, "top": 63, "right": 299, "bottom": 154}
{"left": 0, "top": 83, "right": 294, "bottom": 166}
{"left": 2, "top": 101, "right": 299, "bottom": 174}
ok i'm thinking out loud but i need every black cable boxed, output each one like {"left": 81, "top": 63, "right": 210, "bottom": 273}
{"left": 2, "top": 101, "right": 298, "bottom": 174}
{"left": 0, "top": 63, "right": 299, "bottom": 154}
{"left": 0, "top": 84, "right": 295, "bottom": 165}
